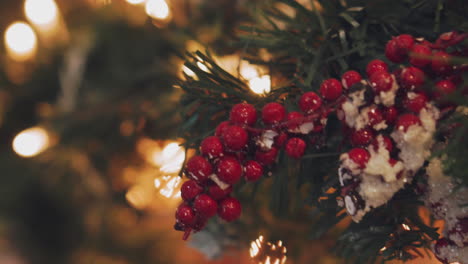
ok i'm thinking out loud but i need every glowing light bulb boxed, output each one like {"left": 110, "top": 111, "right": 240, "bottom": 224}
{"left": 12, "top": 127, "right": 49, "bottom": 157}
{"left": 24, "top": 0, "right": 58, "bottom": 26}
{"left": 249, "top": 75, "right": 271, "bottom": 95}
{"left": 4, "top": 22, "right": 37, "bottom": 61}
{"left": 153, "top": 142, "right": 185, "bottom": 173}
{"left": 145, "top": 0, "right": 170, "bottom": 20}
{"left": 250, "top": 235, "right": 287, "bottom": 264}
{"left": 126, "top": 0, "right": 146, "bottom": 4}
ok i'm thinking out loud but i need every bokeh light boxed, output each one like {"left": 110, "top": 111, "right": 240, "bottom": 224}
{"left": 4, "top": 22, "right": 38, "bottom": 61}
{"left": 145, "top": 0, "right": 170, "bottom": 20}
{"left": 24, "top": 0, "right": 59, "bottom": 26}
{"left": 12, "top": 127, "right": 50, "bottom": 157}
{"left": 126, "top": 0, "right": 146, "bottom": 4}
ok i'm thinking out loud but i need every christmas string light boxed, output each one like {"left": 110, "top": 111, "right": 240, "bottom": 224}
{"left": 4, "top": 22, "right": 38, "bottom": 61}
{"left": 250, "top": 235, "right": 287, "bottom": 264}
{"left": 145, "top": 0, "right": 170, "bottom": 20}
{"left": 24, "top": 0, "right": 59, "bottom": 28}
{"left": 12, "top": 127, "right": 50, "bottom": 157}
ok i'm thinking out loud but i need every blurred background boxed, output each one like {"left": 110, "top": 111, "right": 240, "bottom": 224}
{"left": 0, "top": 1, "right": 447, "bottom": 264}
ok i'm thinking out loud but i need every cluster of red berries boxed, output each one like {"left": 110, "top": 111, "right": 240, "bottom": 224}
{"left": 338, "top": 32, "right": 467, "bottom": 223}
{"left": 175, "top": 77, "right": 347, "bottom": 238}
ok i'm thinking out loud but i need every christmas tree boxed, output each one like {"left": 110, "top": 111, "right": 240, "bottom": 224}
{"left": 175, "top": 0, "right": 468, "bottom": 263}
{"left": 1, "top": 0, "right": 467, "bottom": 264}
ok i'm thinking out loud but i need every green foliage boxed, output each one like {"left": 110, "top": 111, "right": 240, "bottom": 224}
{"left": 177, "top": 0, "right": 468, "bottom": 263}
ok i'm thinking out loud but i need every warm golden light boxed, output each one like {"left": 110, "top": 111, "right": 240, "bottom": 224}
{"left": 155, "top": 175, "right": 182, "bottom": 198}
{"left": 152, "top": 142, "right": 185, "bottom": 173}
{"left": 24, "top": 0, "right": 58, "bottom": 27}
{"left": 239, "top": 61, "right": 271, "bottom": 95}
{"left": 145, "top": 0, "right": 170, "bottom": 20}
{"left": 402, "top": 223, "right": 411, "bottom": 231}
{"left": 126, "top": 0, "right": 146, "bottom": 4}
{"left": 4, "top": 22, "right": 38, "bottom": 61}
{"left": 12, "top": 127, "right": 49, "bottom": 157}
{"left": 250, "top": 235, "right": 287, "bottom": 264}
{"left": 126, "top": 185, "right": 152, "bottom": 209}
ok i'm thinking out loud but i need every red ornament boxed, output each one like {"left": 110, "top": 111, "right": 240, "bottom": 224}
{"left": 341, "top": 70, "right": 362, "bottom": 89}
{"left": 215, "top": 121, "right": 230, "bottom": 137}
{"left": 431, "top": 51, "right": 452, "bottom": 75}
{"left": 348, "top": 148, "right": 370, "bottom": 168}
{"left": 208, "top": 184, "right": 232, "bottom": 200}
{"left": 320, "top": 78, "right": 343, "bottom": 101}
{"left": 403, "top": 92, "right": 428, "bottom": 113}
{"left": 230, "top": 103, "right": 257, "bottom": 126}
{"left": 193, "top": 194, "right": 218, "bottom": 218}
{"left": 285, "top": 137, "right": 306, "bottom": 159}
{"left": 350, "top": 129, "right": 375, "bottom": 146}
{"left": 216, "top": 157, "right": 243, "bottom": 184}
{"left": 385, "top": 39, "right": 406, "bottom": 63}
{"left": 299, "top": 92, "right": 322, "bottom": 113}
{"left": 383, "top": 106, "right": 398, "bottom": 124}
{"left": 262, "top": 102, "right": 286, "bottom": 125}
{"left": 366, "top": 59, "right": 388, "bottom": 77}
{"left": 200, "top": 136, "right": 224, "bottom": 158}
{"left": 400, "top": 67, "right": 425, "bottom": 90}
{"left": 244, "top": 160, "right": 264, "bottom": 181}
{"left": 218, "top": 197, "right": 242, "bottom": 222}
{"left": 181, "top": 180, "right": 203, "bottom": 201}
{"left": 396, "top": 113, "right": 421, "bottom": 132}
{"left": 222, "top": 125, "right": 248, "bottom": 151}
{"left": 370, "top": 71, "right": 394, "bottom": 92}
{"left": 255, "top": 147, "right": 279, "bottom": 166}
{"left": 395, "top": 34, "right": 414, "bottom": 52}
{"left": 176, "top": 203, "right": 196, "bottom": 225}
{"left": 367, "top": 106, "right": 384, "bottom": 126}
{"left": 371, "top": 135, "right": 393, "bottom": 153}
{"left": 186, "top": 155, "right": 213, "bottom": 182}
{"left": 409, "top": 44, "right": 432, "bottom": 67}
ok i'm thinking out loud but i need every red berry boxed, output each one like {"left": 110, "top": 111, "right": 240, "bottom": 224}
{"left": 215, "top": 121, "right": 230, "bottom": 137}
{"left": 370, "top": 71, "right": 394, "bottom": 92}
{"left": 431, "top": 51, "right": 452, "bottom": 75}
{"left": 403, "top": 92, "right": 428, "bottom": 113}
{"left": 348, "top": 148, "right": 370, "bottom": 168}
{"left": 200, "top": 136, "right": 224, "bottom": 158}
{"left": 366, "top": 59, "right": 388, "bottom": 77}
{"left": 435, "top": 80, "right": 456, "bottom": 96}
{"left": 244, "top": 160, "right": 264, "bottom": 181}
{"left": 186, "top": 155, "right": 213, "bottom": 182}
{"left": 395, "top": 34, "right": 414, "bottom": 52}
{"left": 396, "top": 114, "right": 421, "bottom": 132}
{"left": 222, "top": 125, "right": 248, "bottom": 151}
{"left": 285, "top": 137, "right": 306, "bottom": 159}
{"left": 320, "top": 78, "right": 343, "bottom": 101}
{"left": 208, "top": 185, "right": 232, "bottom": 200}
{"left": 372, "top": 135, "right": 393, "bottom": 153}
{"left": 350, "top": 129, "right": 374, "bottom": 146}
{"left": 385, "top": 39, "right": 406, "bottom": 63}
{"left": 176, "top": 203, "right": 196, "bottom": 225}
{"left": 400, "top": 67, "right": 425, "bottom": 90}
{"left": 274, "top": 132, "right": 288, "bottom": 147}
{"left": 181, "top": 180, "right": 203, "bottom": 201}
{"left": 230, "top": 103, "right": 257, "bottom": 126}
{"left": 367, "top": 106, "right": 384, "bottom": 126}
{"left": 262, "top": 102, "right": 286, "bottom": 125}
{"left": 255, "top": 147, "right": 278, "bottom": 166}
{"left": 341, "top": 70, "right": 362, "bottom": 89}
{"left": 409, "top": 44, "right": 432, "bottom": 67}
{"left": 299, "top": 92, "right": 322, "bottom": 113}
{"left": 383, "top": 106, "right": 398, "bottom": 124}
{"left": 218, "top": 197, "right": 241, "bottom": 222}
{"left": 216, "top": 157, "right": 242, "bottom": 184}
{"left": 193, "top": 194, "right": 218, "bottom": 218}
{"left": 286, "top": 111, "right": 304, "bottom": 131}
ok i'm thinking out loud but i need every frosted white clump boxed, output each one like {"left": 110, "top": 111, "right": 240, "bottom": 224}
{"left": 373, "top": 75, "right": 398, "bottom": 107}
{"left": 342, "top": 89, "right": 366, "bottom": 128}
{"left": 256, "top": 130, "right": 278, "bottom": 150}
